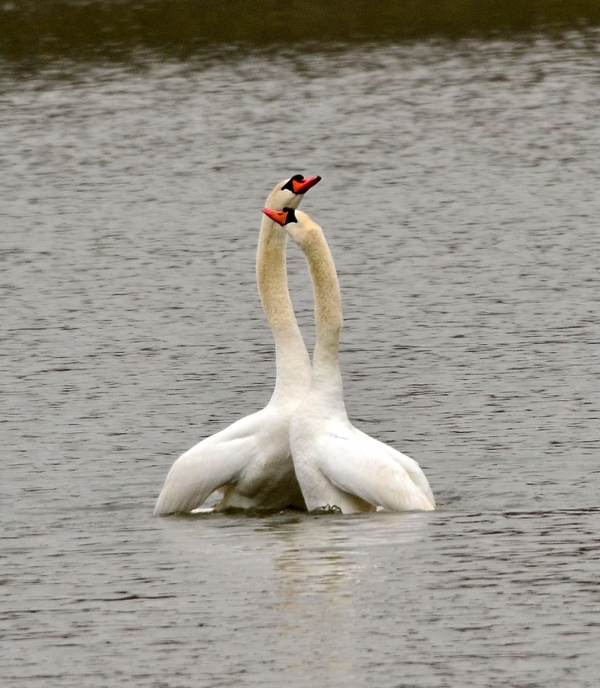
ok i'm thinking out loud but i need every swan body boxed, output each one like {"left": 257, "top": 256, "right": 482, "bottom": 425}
{"left": 154, "top": 175, "right": 320, "bottom": 515}
{"left": 262, "top": 207, "right": 435, "bottom": 514}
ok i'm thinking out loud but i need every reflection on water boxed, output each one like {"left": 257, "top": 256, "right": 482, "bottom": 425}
{"left": 269, "top": 514, "right": 427, "bottom": 685}
{"left": 269, "top": 518, "right": 360, "bottom": 684}
{"left": 273, "top": 520, "right": 358, "bottom": 595}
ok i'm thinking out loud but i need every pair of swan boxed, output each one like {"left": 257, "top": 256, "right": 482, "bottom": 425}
{"left": 154, "top": 176, "right": 435, "bottom": 516}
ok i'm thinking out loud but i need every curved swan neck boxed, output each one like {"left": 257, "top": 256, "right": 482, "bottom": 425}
{"left": 303, "top": 229, "right": 343, "bottom": 355}
{"left": 257, "top": 214, "right": 310, "bottom": 403}
{"left": 300, "top": 225, "right": 346, "bottom": 408}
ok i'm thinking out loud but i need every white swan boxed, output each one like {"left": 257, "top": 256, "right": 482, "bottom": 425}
{"left": 154, "top": 175, "right": 320, "bottom": 515}
{"left": 262, "top": 207, "right": 435, "bottom": 514}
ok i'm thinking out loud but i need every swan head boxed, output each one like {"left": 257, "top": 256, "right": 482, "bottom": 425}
{"left": 266, "top": 174, "right": 321, "bottom": 211}
{"left": 261, "top": 207, "right": 319, "bottom": 246}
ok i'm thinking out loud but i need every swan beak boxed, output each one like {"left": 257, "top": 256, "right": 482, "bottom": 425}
{"left": 292, "top": 175, "right": 321, "bottom": 194}
{"left": 262, "top": 207, "right": 288, "bottom": 226}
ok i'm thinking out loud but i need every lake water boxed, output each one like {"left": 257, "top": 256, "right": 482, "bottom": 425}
{"left": 2, "top": 27, "right": 600, "bottom": 688}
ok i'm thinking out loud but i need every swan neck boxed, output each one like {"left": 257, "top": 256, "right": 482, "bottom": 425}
{"left": 256, "top": 215, "right": 310, "bottom": 402}
{"left": 304, "top": 228, "right": 343, "bottom": 355}
{"left": 302, "top": 227, "right": 346, "bottom": 410}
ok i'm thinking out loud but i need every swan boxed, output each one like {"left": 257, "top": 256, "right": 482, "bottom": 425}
{"left": 261, "top": 206, "right": 435, "bottom": 514}
{"left": 154, "top": 175, "right": 321, "bottom": 515}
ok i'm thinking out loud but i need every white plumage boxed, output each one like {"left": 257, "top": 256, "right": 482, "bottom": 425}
{"left": 262, "top": 207, "right": 435, "bottom": 514}
{"left": 154, "top": 176, "right": 320, "bottom": 515}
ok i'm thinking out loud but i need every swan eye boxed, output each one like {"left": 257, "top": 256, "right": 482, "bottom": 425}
{"left": 281, "top": 174, "right": 305, "bottom": 192}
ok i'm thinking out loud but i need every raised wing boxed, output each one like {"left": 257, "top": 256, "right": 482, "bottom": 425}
{"left": 354, "top": 428, "right": 435, "bottom": 508}
{"left": 154, "top": 411, "right": 265, "bottom": 515}
{"left": 318, "top": 429, "right": 434, "bottom": 512}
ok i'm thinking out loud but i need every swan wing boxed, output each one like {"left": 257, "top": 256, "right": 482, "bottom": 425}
{"left": 154, "top": 410, "right": 266, "bottom": 515}
{"left": 354, "top": 429, "right": 435, "bottom": 507}
{"left": 318, "top": 427, "right": 434, "bottom": 512}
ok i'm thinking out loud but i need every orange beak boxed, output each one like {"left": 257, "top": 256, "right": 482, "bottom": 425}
{"left": 292, "top": 175, "right": 321, "bottom": 194}
{"left": 262, "top": 207, "right": 289, "bottom": 226}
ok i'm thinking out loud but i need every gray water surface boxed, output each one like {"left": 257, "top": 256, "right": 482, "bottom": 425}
{"left": 2, "top": 36, "right": 600, "bottom": 687}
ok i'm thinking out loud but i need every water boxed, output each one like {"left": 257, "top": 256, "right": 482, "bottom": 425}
{"left": 2, "top": 29, "right": 600, "bottom": 688}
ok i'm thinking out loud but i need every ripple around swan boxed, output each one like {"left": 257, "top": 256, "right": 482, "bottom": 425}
{"left": 2, "top": 31, "right": 600, "bottom": 688}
